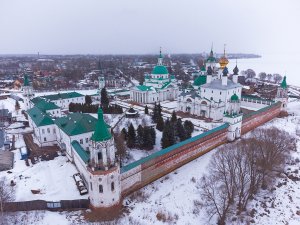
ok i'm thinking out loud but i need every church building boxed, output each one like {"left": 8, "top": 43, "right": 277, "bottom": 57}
{"left": 130, "top": 49, "right": 178, "bottom": 104}
{"left": 177, "top": 47, "right": 243, "bottom": 121}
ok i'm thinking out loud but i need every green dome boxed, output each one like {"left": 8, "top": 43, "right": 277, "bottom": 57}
{"left": 200, "top": 65, "right": 206, "bottom": 71}
{"left": 152, "top": 65, "right": 169, "bottom": 75}
{"left": 230, "top": 93, "right": 239, "bottom": 101}
{"left": 91, "top": 108, "right": 112, "bottom": 142}
{"left": 170, "top": 75, "right": 175, "bottom": 80}
{"left": 193, "top": 75, "right": 207, "bottom": 86}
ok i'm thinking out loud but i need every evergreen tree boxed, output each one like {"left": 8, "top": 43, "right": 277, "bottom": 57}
{"left": 136, "top": 125, "right": 144, "bottom": 148}
{"left": 85, "top": 95, "right": 92, "bottom": 105}
{"left": 142, "top": 127, "right": 154, "bottom": 150}
{"left": 170, "top": 110, "right": 177, "bottom": 124}
{"left": 175, "top": 118, "right": 187, "bottom": 142}
{"left": 184, "top": 120, "right": 194, "bottom": 138}
{"left": 149, "top": 127, "right": 156, "bottom": 146}
{"left": 152, "top": 102, "right": 158, "bottom": 122}
{"left": 15, "top": 100, "right": 20, "bottom": 111}
{"left": 127, "top": 123, "right": 136, "bottom": 148}
{"left": 145, "top": 105, "right": 149, "bottom": 114}
{"left": 100, "top": 87, "right": 109, "bottom": 108}
{"left": 161, "top": 119, "right": 175, "bottom": 149}
{"left": 156, "top": 115, "right": 164, "bottom": 132}
{"left": 157, "top": 102, "right": 162, "bottom": 117}
{"left": 121, "top": 128, "right": 128, "bottom": 141}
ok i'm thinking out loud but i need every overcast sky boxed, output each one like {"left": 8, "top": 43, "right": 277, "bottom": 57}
{"left": 1, "top": 0, "right": 300, "bottom": 55}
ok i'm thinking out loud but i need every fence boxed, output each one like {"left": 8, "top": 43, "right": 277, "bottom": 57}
{"left": 3, "top": 199, "right": 89, "bottom": 212}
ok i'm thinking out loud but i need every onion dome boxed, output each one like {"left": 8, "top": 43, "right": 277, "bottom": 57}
{"left": 91, "top": 108, "right": 112, "bottom": 142}
{"left": 207, "top": 66, "right": 213, "bottom": 75}
{"left": 222, "top": 67, "right": 229, "bottom": 76}
{"left": 206, "top": 49, "right": 216, "bottom": 63}
{"left": 219, "top": 56, "right": 229, "bottom": 69}
{"left": 233, "top": 65, "right": 239, "bottom": 75}
{"left": 219, "top": 45, "right": 229, "bottom": 69}
{"left": 230, "top": 93, "right": 239, "bottom": 101}
{"left": 281, "top": 76, "right": 287, "bottom": 89}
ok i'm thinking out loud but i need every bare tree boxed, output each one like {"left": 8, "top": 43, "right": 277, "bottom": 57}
{"left": 199, "top": 175, "right": 232, "bottom": 225}
{"left": 0, "top": 177, "right": 15, "bottom": 224}
{"left": 273, "top": 73, "right": 283, "bottom": 84}
{"left": 267, "top": 73, "right": 273, "bottom": 81}
{"left": 258, "top": 72, "right": 267, "bottom": 80}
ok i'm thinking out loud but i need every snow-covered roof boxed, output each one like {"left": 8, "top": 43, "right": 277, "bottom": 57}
{"left": 201, "top": 79, "right": 242, "bottom": 90}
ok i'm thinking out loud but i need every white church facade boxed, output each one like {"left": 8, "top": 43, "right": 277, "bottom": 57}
{"left": 177, "top": 48, "right": 243, "bottom": 121}
{"left": 130, "top": 50, "right": 179, "bottom": 104}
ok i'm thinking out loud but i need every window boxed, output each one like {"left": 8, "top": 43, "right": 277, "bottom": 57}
{"left": 220, "top": 92, "right": 222, "bottom": 95}
{"left": 90, "top": 182, "right": 93, "bottom": 191}
{"left": 80, "top": 139, "right": 83, "bottom": 144}
{"left": 99, "top": 185, "right": 103, "bottom": 193}
{"left": 98, "top": 152, "right": 102, "bottom": 160}
{"left": 212, "top": 90, "right": 213, "bottom": 93}
{"left": 47, "top": 128, "right": 50, "bottom": 133}
{"left": 86, "top": 138, "right": 89, "bottom": 143}
{"left": 42, "top": 129, "right": 45, "bottom": 134}
{"left": 44, "top": 137, "right": 47, "bottom": 141}
{"left": 111, "top": 182, "right": 115, "bottom": 192}
{"left": 53, "top": 128, "right": 56, "bottom": 134}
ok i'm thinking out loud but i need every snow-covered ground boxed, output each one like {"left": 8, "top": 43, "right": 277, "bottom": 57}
{"left": 0, "top": 150, "right": 87, "bottom": 201}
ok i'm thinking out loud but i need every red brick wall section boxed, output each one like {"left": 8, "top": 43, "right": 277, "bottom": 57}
{"left": 241, "top": 103, "right": 281, "bottom": 134}
{"left": 122, "top": 128, "right": 228, "bottom": 196}
{"left": 122, "top": 103, "right": 281, "bottom": 196}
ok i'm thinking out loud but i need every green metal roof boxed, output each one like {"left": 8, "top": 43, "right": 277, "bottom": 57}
{"left": 193, "top": 75, "right": 207, "bottom": 86}
{"left": 281, "top": 76, "right": 287, "bottom": 89}
{"left": 170, "top": 75, "right": 176, "bottom": 80}
{"left": 152, "top": 65, "right": 169, "bottom": 75}
{"left": 42, "top": 92, "right": 84, "bottom": 101}
{"left": 161, "top": 81, "right": 172, "bottom": 89}
{"left": 136, "top": 85, "right": 153, "bottom": 91}
{"left": 200, "top": 65, "right": 206, "bottom": 71}
{"left": 55, "top": 112, "right": 109, "bottom": 136}
{"left": 121, "top": 123, "right": 229, "bottom": 173}
{"left": 24, "top": 74, "right": 30, "bottom": 86}
{"left": 71, "top": 140, "right": 90, "bottom": 163}
{"left": 27, "top": 107, "right": 54, "bottom": 127}
{"left": 230, "top": 93, "right": 239, "bottom": 101}
{"left": 31, "top": 97, "right": 44, "bottom": 105}
{"left": 35, "top": 99, "right": 60, "bottom": 112}
{"left": 91, "top": 109, "right": 112, "bottom": 142}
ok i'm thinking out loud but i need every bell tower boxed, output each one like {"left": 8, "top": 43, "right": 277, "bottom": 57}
{"left": 22, "top": 74, "right": 34, "bottom": 110}
{"left": 275, "top": 76, "right": 288, "bottom": 111}
{"left": 88, "top": 109, "right": 121, "bottom": 208}
{"left": 223, "top": 94, "right": 242, "bottom": 141}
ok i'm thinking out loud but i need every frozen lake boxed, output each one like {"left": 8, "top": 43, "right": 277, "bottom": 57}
{"left": 227, "top": 53, "right": 300, "bottom": 86}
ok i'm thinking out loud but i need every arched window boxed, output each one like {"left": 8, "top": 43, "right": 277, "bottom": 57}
{"left": 99, "top": 185, "right": 103, "bottom": 193}
{"left": 111, "top": 182, "right": 115, "bottom": 192}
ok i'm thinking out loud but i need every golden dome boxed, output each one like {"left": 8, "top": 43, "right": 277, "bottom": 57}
{"left": 219, "top": 44, "right": 229, "bottom": 69}
{"left": 219, "top": 56, "right": 229, "bottom": 69}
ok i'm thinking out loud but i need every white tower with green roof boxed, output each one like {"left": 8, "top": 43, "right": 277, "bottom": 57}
{"left": 88, "top": 108, "right": 121, "bottom": 208}
{"left": 223, "top": 93, "right": 242, "bottom": 141}
{"left": 275, "top": 76, "right": 288, "bottom": 111}
{"left": 22, "top": 74, "right": 34, "bottom": 110}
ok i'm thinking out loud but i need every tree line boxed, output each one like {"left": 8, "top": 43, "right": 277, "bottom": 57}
{"left": 198, "top": 127, "right": 297, "bottom": 225}
{"left": 122, "top": 123, "right": 156, "bottom": 150}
